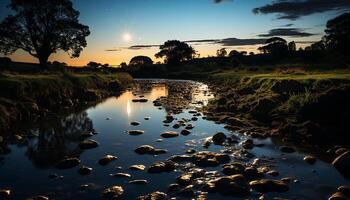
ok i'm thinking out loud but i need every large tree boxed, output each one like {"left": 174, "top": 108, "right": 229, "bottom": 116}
{"left": 0, "top": 0, "right": 90, "bottom": 68}
{"left": 155, "top": 40, "right": 196, "bottom": 64}
{"left": 258, "top": 37, "right": 288, "bottom": 55}
{"left": 324, "top": 12, "right": 350, "bottom": 58}
{"left": 129, "top": 56, "right": 153, "bottom": 66}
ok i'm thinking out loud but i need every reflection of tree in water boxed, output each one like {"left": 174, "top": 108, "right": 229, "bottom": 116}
{"left": 26, "top": 112, "right": 93, "bottom": 168}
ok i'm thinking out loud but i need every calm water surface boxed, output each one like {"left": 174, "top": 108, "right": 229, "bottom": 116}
{"left": 0, "top": 80, "right": 348, "bottom": 199}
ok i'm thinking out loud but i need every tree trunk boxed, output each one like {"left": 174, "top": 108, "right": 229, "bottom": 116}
{"left": 38, "top": 55, "right": 49, "bottom": 69}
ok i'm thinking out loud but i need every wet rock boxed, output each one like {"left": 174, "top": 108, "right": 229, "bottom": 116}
{"left": 338, "top": 185, "right": 350, "bottom": 196}
{"left": 244, "top": 166, "right": 263, "bottom": 180}
{"left": 335, "top": 148, "right": 349, "bottom": 156}
{"left": 193, "top": 151, "right": 230, "bottom": 167}
{"left": 161, "top": 131, "right": 179, "bottom": 138}
{"left": 147, "top": 161, "right": 175, "bottom": 173}
{"left": 191, "top": 117, "right": 198, "bottom": 121}
{"left": 134, "top": 145, "right": 167, "bottom": 155}
{"left": 128, "top": 130, "right": 144, "bottom": 136}
{"left": 79, "top": 139, "right": 99, "bottom": 149}
{"left": 172, "top": 123, "right": 180, "bottom": 129}
{"left": 185, "top": 124, "right": 194, "bottom": 130}
{"left": 177, "top": 174, "right": 193, "bottom": 186}
{"left": 267, "top": 170, "right": 279, "bottom": 177}
{"left": 28, "top": 195, "right": 49, "bottom": 200}
{"left": 212, "top": 132, "right": 227, "bottom": 145}
{"left": 178, "top": 185, "right": 195, "bottom": 198}
{"left": 129, "top": 165, "right": 146, "bottom": 171}
{"left": 279, "top": 146, "right": 296, "bottom": 153}
{"left": 212, "top": 174, "right": 250, "bottom": 197}
{"left": 168, "top": 183, "right": 180, "bottom": 193}
{"left": 186, "top": 149, "right": 196, "bottom": 154}
{"left": 249, "top": 179, "right": 289, "bottom": 193}
{"left": 79, "top": 183, "right": 96, "bottom": 191}
{"left": 0, "top": 189, "right": 11, "bottom": 198}
{"left": 132, "top": 99, "right": 148, "bottom": 103}
{"left": 328, "top": 192, "right": 349, "bottom": 200}
{"left": 81, "top": 131, "right": 94, "bottom": 137}
{"left": 102, "top": 186, "right": 124, "bottom": 199}
{"left": 242, "top": 139, "right": 254, "bottom": 149}
{"left": 165, "top": 115, "right": 174, "bottom": 121}
{"left": 129, "top": 180, "right": 148, "bottom": 184}
{"left": 332, "top": 152, "right": 350, "bottom": 178}
{"left": 98, "top": 155, "right": 117, "bottom": 166}
{"left": 144, "top": 117, "right": 151, "bottom": 120}
{"left": 304, "top": 155, "right": 317, "bottom": 165}
{"left": 202, "top": 138, "right": 212, "bottom": 148}
{"left": 181, "top": 129, "right": 191, "bottom": 136}
{"left": 169, "top": 154, "right": 193, "bottom": 162}
{"left": 130, "top": 121, "right": 141, "bottom": 126}
{"left": 78, "top": 166, "right": 93, "bottom": 175}
{"left": 56, "top": 157, "right": 81, "bottom": 169}
{"left": 137, "top": 191, "right": 167, "bottom": 200}
{"left": 110, "top": 173, "right": 131, "bottom": 178}
{"left": 222, "top": 162, "right": 245, "bottom": 175}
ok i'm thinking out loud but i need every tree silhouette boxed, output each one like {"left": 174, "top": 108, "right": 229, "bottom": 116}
{"left": 129, "top": 56, "right": 153, "bottom": 66}
{"left": 155, "top": 40, "right": 196, "bottom": 64}
{"left": 0, "top": 0, "right": 90, "bottom": 68}
{"left": 216, "top": 48, "right": 227, "bottom": 57}
{"left": 258, "top": 37, "right": 288, "bottom": 55}
{"left": 325, "top": 12, "right": 350, "bottom": 58}
{"left": 288, "top": 41, "right": 296, "bottom": 51}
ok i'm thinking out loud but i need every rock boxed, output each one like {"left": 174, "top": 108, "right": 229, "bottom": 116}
{"left": 144, "top": 117, "right": 151, "bottom": 120}
{"left": 148, "top": 161, "right": 175, "bottom": 173}
{"left": 181, "top": 129, "right": 191, "bottom": 136}
{"left": 102, "top": 186, "right": 124, "bottom": 199}
{"left": 79, "top": 139, "right": 99, "bottom": 149}
{"left": 249, "top": 179, "right": 289, "bottom": 193}
{"left": 0, "top": 189, "right": 11, "bottom": 198}
{"left": 28, "top": 195, "right": 49, "bottom": 200}
{"left": 169, "top": 154, "right": 193, "bottom": 162}
{"left": 328, "top": 192, "right": 348, "bottom": 200}
{"left": 78, "top": 166, "right": 93, "bottom": 175}
{"left": 267, "top": 170, "right": 279, "bottom": 177}
{"left": 172, "top": 123, "right": 180, "bottom": 129}
{"left": 132, "top": 99, "right": 148, "bottom": 103}
{"left": 165, "top": 115, "right": 174, "bottom": 121}
{"left": 80, "top": 131, "right": 94, "bottom": 137}
{"left": 129, "top": 165, "right": 146, "bottom": 171}
{"left": 332, "top": 152, "right": 350, "bottom": 178}
{"left": 98, "top": 155, "right": 117, "bottom": 166}
{"left": 212, "top": 132, "right": 227, "bottom": 145}
{"left": 129, "top": 180, "right": 148, "bottom": 184}
{"left": 222, "top": 162, "right": 245, "bottom": 175}
{"left": 279, "top": 146, "right": 296, "bottom": 153}
{"left": 242, "top": 139, "right": 254, "bottom": 149}
{"left": 130, "top": 121, "right": 141, "bottom": 126}
{"left": 177, "top": 174, "right": 193, "bottom": 186}
{"left": 193, "top": 151, "right": 230, "bottom": 167}
{"left": 185, "top": 124, "right": 194, "bottom": 130}
{"left": 134, "top": 145, "right": 167, "bottom": 155}
{"left": 186, "top": 149, "right": 196, "bottom": 154}
{"left": 110, "top": 173, "right": 131, "bottom": 178}
{"left": 304, "top": 155, "right": 317, "bottom": 165}
{"left": 335, "top": 148, "right": 349, "bottom": 156}
{"left": 137, "top": 191, "right": 167, "bottom": 200}
{"left": 244, "top": 167, "right": 263, "bottom": 180}
{"left": 161, "top": 131, "right": 179, "bottom": 138}
{"left": 56, "top": 158, "right": 81, "bottom": 169}
{"left": 338, "top": 185, "right": 350, "bottom": 196}
{"left": 212, "top": 174, "right": 250, "bottom": 197}
{"left": 128, "top": 130, "right": 145, "bottom": 135}
{"left": 178, "top": 185, "right": 195, "bottom": 198}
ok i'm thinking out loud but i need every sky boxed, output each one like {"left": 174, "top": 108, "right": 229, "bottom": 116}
{"left": 0, "top": 0, "right": 349, "bottom": 66}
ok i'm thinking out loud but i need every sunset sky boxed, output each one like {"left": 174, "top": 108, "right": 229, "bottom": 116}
{"left": 1, "top": 0, "right": 349, "bottom": 66}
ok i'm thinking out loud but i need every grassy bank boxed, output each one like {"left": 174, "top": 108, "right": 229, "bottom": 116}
{"left": 0, "top": 71, "right": 133, "bottom": 133}
{"left": 204, "top": 68, "right": 350, "bottom": 145}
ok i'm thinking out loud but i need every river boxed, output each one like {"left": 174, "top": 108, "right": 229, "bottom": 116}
{"left": 0, "top": 79, "right": 348, "bottom": 199}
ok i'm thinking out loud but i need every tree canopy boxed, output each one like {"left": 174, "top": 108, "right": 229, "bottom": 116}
{"left": 216, "top": 48, "right": 227, "bottom": 57}
{"left": 155, "top": 40, "right": 196, "bottom": 64}
{"left": 258, "top": 37, "right": 288, "bottom": 55}
{"left": 0, "top": 0, "right": 90, "bottom": 67}
{"left": 324, "top": 12, "right": 350, "bottom": 58}
{"left": 129, "top": 56, "right": 153, "bottom": 66}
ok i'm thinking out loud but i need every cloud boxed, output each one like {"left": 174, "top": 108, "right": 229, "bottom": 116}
{"left": 257, "top": 28, "right": 317, "bottom": 37}
{"left": 282, "top": 23, "right": 294, "bottom": 27}
{"left": 215, "top": 38, "right": 267, "bottom": 46}
{"left": 105, "top": 48, "right": 121, "bottom": 52}
{"left": 128, "top": 45, "right": 159, "bottom": 50}
{"left": 253, "top": 0, "right": 350, "bottom": 20}
{"left": 213, "top": 0, "right": 233, "bottom": 4}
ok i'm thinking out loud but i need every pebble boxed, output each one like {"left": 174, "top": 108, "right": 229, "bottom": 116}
{"left": 98, "top": 155, "right": 117, "bottom": 166}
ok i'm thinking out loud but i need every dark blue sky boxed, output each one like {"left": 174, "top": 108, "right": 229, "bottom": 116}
{"left": 0, "top": 0, "right": 348, "bottom": 65}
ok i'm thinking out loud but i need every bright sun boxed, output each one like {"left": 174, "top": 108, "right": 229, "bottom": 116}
{"left": 123, "top": 33, "right": 132, "bottom": 42}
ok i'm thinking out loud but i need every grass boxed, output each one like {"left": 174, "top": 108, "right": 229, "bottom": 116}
{"left": 0, "top": 71, "right": 133, "bottom": 132}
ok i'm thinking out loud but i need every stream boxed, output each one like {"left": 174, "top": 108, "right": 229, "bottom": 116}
{"left": 0, "top": 79, "right": 349, "bottom": 200}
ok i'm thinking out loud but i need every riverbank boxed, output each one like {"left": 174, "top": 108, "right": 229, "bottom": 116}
{"left": 0, "top": 71, "right": 133, "bottom": 133}
{"left": 204, "top": 69, "right": 350, "bottom": 145}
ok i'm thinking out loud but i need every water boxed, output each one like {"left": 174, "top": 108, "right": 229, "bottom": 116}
{"left": 0, "top": 80, "right": 348, "bottom": 199}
